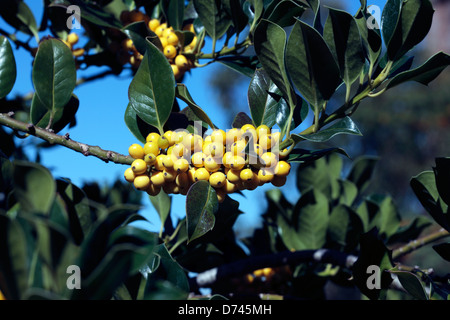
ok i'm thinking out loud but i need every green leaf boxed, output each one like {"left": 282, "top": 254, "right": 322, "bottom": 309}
{"left": 12, "top": 161, "right": 56, "bottom": 215}
{"left": 389, "top": 269, "right": 428, "bottom": 300}
{"left": 354, "top": 1, "right": 382, "bottom": 66}
{"left": 124, "top": 103, "right": 157, "bottom": 144}
{"left": 223, "top": 0, "right": 248, "bottom": 35}
{"left": 434, "top": 157, "right": 450, "bottom": 207}
{"left": 247, "top": 68, "right": 283, "bottom": 128}
{"left": 244, "top": 0, "right": 264, "bottom": 34}
{"left": 323, "top": 8, "right": 365, "bottom": 87}
{"left": 286, "top": 19, "right": 342, "bottom": 109}
{"left": 328, "top": 204, "right": 364, "bottom": 251}
{"left": 264, "top": 0, "right": 307, "bottom": 28}
{"left": 232, "top": 111, "right": 252, "bottom": 129}
{"left": 216, "top": 55, "right": 260, "bottom": 78}
{"left": 280, "top": 189, "right": 329, "bottom": 251}
{"left": 254, "top": 19, "right": 296, "bottom": 107}
{"left": 185, "top": 181, "right": 218, "bottom": 243}
{"left": 346, "top": 155, "right": 379, "bottom": 194}
{"left": 366, "top": 195, "right": 402, "bottom": 240}
{"left": 32, "top": 39, "right": 77, "bottom": 114}
{"left": 128, "top": 40, "right": 175, "bottom": 134}
{"left": 410, "top": 171, "right": 449, "bottom": 231}
{"left": 387, "top": 52, "right": 450, "bottom": 90}
{"left": 175, "top": 84, "right": 216, "bottom": 129}
{"left": 160, "top": 0, "right": 185, "bottom": 31}
{"left": 123, "top": 21, "right": 160, "bottom": 55}
{"left": 193, "top": 0, "right": 232, "bottom": 41}
{"left": 149, "top": 190, "right": 171, "bottom": 234}
{"left": 293, "top": 116, "right": 362, "bottom": 143}
{"left": 30, "top": 93, "right": 79, "bottom": 133}
{"left": 287, "top": 147, "right": 349, "bottom": 163}
{"left": 383, "top": 0, "right": 434, "bottom": 61}
{"left": 0, "top": 36, "right": 17, "bottom": 99}
{"left": 433, "top": 242, "right": 450, "bottom": 262}
{"left": 0, "top": 1, "right": 39, "bottom": 41}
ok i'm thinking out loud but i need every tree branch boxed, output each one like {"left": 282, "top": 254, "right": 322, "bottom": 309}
{"left": 392, "top": 228, "right": 450, "bottom": 259}
{"left": 0, "top": 112, "right": 133, "bottom": 165}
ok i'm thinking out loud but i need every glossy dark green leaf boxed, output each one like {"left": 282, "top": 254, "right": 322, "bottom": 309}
{"left": 346, "top": 155, "right": 379, "bottom": 194}
{"left": 217, "top": 55, "right": 261, "bottom": 78}
{"left": 433, "top": 242, "right": 450, "bottom": 262}
{"left": 390, "top": 269, "right": 428, "bottom": 300}
{"left": 232, "top": 111, "right": 252, "bottom": 128}
{"left": 185, "top": 181, "right": 218, "bottom": 243}
{"left": 410, "top": 171, "right": 449, "bottom": 231}
{"left": 287, "top": 147, "right": 349, "bottom": 163}
{"left": 13, "top": 161, "right": 56, "bottom": 215}
{"left": 32, "top": 39, "right": 77, "bottom": 114}
{"left": 434, "top": 157, "right": 450, "bottom": 207}
{"left": 247, "top": 68, "right": 282, "bottom": 128}
{"left": 149, "top": 190, "right": 171, "bottom": 234}
{"left": 254, "top": 19, "right": 295, "bottom": 107}
{"left": 352, "top": 229, "right": 394, "bottom": 300}
{"left": 30, "top": 93, "right": 79, "bottom": 133}
{"left": 123, "top": 21, "right": 160, "bottom": 55}
{"left": 244, "top": 0, "right": 264, "bottom": 34}
{"left": 223, "top": 0, "right": 248, "bottom": 34}
{"left": 387, "top": 52, "right": 450, "bottom": 90}
{"left": 328, "top": 204, "right": 364, "bottom": 251}
{"left": 160, "top": 0, "right": 185, "bottom": 31}
{"left": 175, "top": 84, "right": 216, "bottom": 129}
{"left": 354, "top": 1, "right": 382, "bottom": 65}
{"left": 124, "top": 103, "right": 157, "bottom": 144}
{"left": 280, "top": 189, "right": 329, "bottom": 251}
{"left": 264, "top": 0, "right": 307, "bottom": 27}
{"left": 286, "top": 19, "right": 341, "bottom": 108}
{"left": 383, "top": 0, "right": 434, "bottom": 61}
{"left": 193, "top": 0, "right": 232, "bottom": 41}
{"left": 323, "top": 8, "right": 365, "bottom": 87}
{"left": 293, "top": 116, "right": 362, "bottom": 143}
{"left": 128, "top": 40, "right": 175, "bottom": 133}
{"left": 366, "top": 195, "right": 401, "bottom": 240}
{"left": 0, "top": 36, "right": 17, "bottom": 99}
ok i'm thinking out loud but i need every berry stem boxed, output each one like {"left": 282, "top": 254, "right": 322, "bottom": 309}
{"left": 0, "top": 112, "right": 134, "bottom": 165}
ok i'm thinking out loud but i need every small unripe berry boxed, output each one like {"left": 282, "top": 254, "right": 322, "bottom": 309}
{"left": 128, "top": 143, "right": 145, "bottom": 159}
{"left": 158, "top": 136, "right": 170, "bottom": 149}
{"left": 210, "top": 172, "right": 226, "bottom": 188}
{"left": 144, "top": 153, "right": 157, "bottom": 165}
{"left": 131, "top": 159, "right": 147, "bottom": 175}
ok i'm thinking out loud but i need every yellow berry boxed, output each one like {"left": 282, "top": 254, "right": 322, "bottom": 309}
{"left": 260, "top": 152, "right": 278, "bottom": 168}
{"left": 226, "top": 128, "right": 243, "bottom": 146}
{"left": 191, "top": 152, "right": 206, "bottom": 168}
{"left": 188, "top": 167, "right": 197, "bottom": 184}
{"left": 222, "top": 151, "right": 234, "bottom": 168}
{"left": 231, "top": 140, "right": 246, "bottom": 156}
{"left": 258, "top": 133, "right": 274, "bottom": 151}
{"left": 166, "top": 32, "right": 179, "bottom": 46}
{"left": 207, "top": 142, "right": 225, "bottom": 158}
{"left": 194, "top": 167, "right": 210, "bottom": 182}
{"left": 242, "top": 171, "right": 259, "bottom": 190}
{"left": 172, "top": 143, "right": 187, "bottom": 158}
{"left": 143, "top": 141, "right": 160, "bottom": 156}
{"left": 162, "top": 27, "right": 174, "bottom": 38}
{"left": 211, "top": 129, "right": 226, "bottom": 145}
{"left": 183, "top": 23, "right": 195, "bottom": 33}
{"left": 159, "top": 36, "right": 168, "bottom": 48}
{"left": 175, "top": 172, "right": 189, "bottom": 188}
{"left": 271, "top": 175, "right": 287, "bottom": 187}
{"left": 148, "top": 19, "right": 160, "bottom": 32}
{"left": 175, "top": 54, "right": 189, "bottom": 69}
{"left": 67, "top": 33, "right": 79, "bottom": 45}
{"left": 134, "top": 175, "right": 150, "bottom": 190}
{"left": 256, "top": 125, "right": 270, "bottom": 140}
{"left": 171, "top": 64, "right": 182, "bottom": 79}
{"left": 224, "top": 179, "right": 238, "bottom": 194}
{"left": 162, "top": 154, "right": 176, "bottom": 168}
{"left": 163, "top": 168, "right": 177, "bottom": 182}
{"left": 204, "top": 156, "right": 221, "bottom": 172}
{"left": 72, "top": 48, "right": 85, "bottom": 57}
{"left": 146, "top": 132, "right": 161, "bottom": 143}
{"left": 174, "top": 158, "right": 189, "bottom": 173}
{"left": 164, "top": 44, "right": 177, "bottom": 59}
{"left": 155, "top": 25, "right": 166, "bottom": 37}
{"left": 240, "top": 168, "right": 254, "bottom": 181}
{"left": 151, "top": 171, "right": 165, "bottom": 186}
{"left": 144, "top": 153, "right": 157, "bottom": 165}
{"left": 258, "top": 168, "right": 274, "bottom": 184}
{"left": 182, "top": 133, "right": 202, "bottom": 151}
{"left": 210, "top": 172, "right": 226, "bottom": 188}
{"left": 124, "top": 167, "right": 136, "bottom": 182}
{"left": 131, "top": 159, "right": 147, "bottom": 175}
{"left": 202, "top": 141, "right": 212, "bottom": 156}
{"left": 226, "top": 168, "right": 241, "bottom": 184}
{"left": 158, "top": 136, "right": 170, "bottom": 149}
{"left": 229, "top": 156, "right": 245, "bottom": 171}
{"left": 241, "top": 125, "right": 258, "bottom": 144}
{"left": 173, "top": 131, "right": 188, "bottom": 144}
{"left": 128, "top": 143, "right": 145, "bottom": 159}
{"left": 124, "top": 38, "right": 134, "bottom": 51}
{"left": 274, "top": 160, "right": 291, "bottom": 177}
{"left": 163, "top": 130, "right": 176, "bottom": 146}
{"left": 154, "top": 154, "right": 166, "bottom": 171}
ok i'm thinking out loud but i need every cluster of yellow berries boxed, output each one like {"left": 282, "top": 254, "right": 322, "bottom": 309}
{"left": 119, "top": 10, "right": 198, "bottom": 79}
{"left": 124, "top": 124, "right": 291, "bottom": 203}
{"left": 62, "top": 32, "right": 85, "bottom": 58}
{"left": 246, "top": 267, "right": 276, "bottom": 284}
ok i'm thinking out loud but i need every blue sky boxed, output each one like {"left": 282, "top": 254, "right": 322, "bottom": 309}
{"left": 3, "top": 0, "right": 387, "bottom": 236}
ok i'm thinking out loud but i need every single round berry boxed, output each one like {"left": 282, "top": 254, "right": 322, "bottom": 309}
{"left": 124, "top": 167, "right": 136, "bottom": 182}
{"left": 210, "top": 172, "right": 226, "bottom": 188}
{"left": 154, "top": 25, "right": 166, "bottom": 37}
{"left": 128, "top": 143, "right": 145, "bottom": 159}
{"left": 226, "top": 128, "right": 243, "bottom": 146}
{"left": 163, "top": 130, "right": 175, "bottom": 146}
{"left": 258, "top": 168, "right": 274, "bottom": 184}
{"left": 271, "top": 175, "right": 287, "bottom": 187}
{"left": 164, "top": 45, "right": 177, "bottom": 59}
{"left": 241, "top": 125, "right": 257, "bottom": 144}
{"left": 162, "top": 27, "right": 174, "bottom": 38}
{"left": 134, "top": 175, "right": 150, "bottom": 190}
{"left": 208, "top": 142, "right": 225, "bottom": 158}
{"left": 194, "top": 167, "right": 210, "bottom": 182}
{"left": 143, "top": 141, "right": 160, "bottom": 156}
{"left": 175, "top": 54, "right": 189, "bottom": 69}
{"left": 159, "top": 36, "right": 168, "bottom": 48}
{"left": 158, "top": 136, "right": 170, "bottom": 149}
{"left": 260, "top": 152, "right": 278, "bottom": 168}
{"left": 226, "top": 168, "right": 241, "bottom": 184}
{"left": 274, "top": 160, "right": 291, "bottom": 177}
{"left": 224, "top": 179, "right": 238, "bottom": 194}
{"left": 210, "top": 129, "right": 226, "bottom": 145}
{"left": 163, "top": 168, "right": 177, "bottom": 182}
{"left": 166, "top": 32, "right": 179, "bottom": 46}
{"left": 162, "top": 154, "right": 176, "bottom": 168}
{"left": 204, "top": 156, "right": 221, "bottom": 172}
{"left": 131, "top": 159, "right": 147, "bottom": 175}
{"left": 144, "top": 153, "right": 157, "bottom": 165}
{"left": 229, "top": 156, "right": 245, "bottom": 171}
{"left": 154, "top": 154, "right": 166, "bottom": 171}
{"left": 171, "top": 64, "right": 182, "bottom": 79}
{"left": 148, "top": 19, "right": 160, "bottom": 32}
{"left": 222, "top": 151, "right": 234, "bottom": 168}
{"left": 191, "top": 152, "right": 205, "bottom": 168}
{"left": 240, "top": 168, "right": 254, "bottom": 181}
{"left": 231, "top": 140, "right": 246, "bottom": 156}
{"left": 151, "top": 171, "right": 165, "bottom": 186}
{"left": 174, "top": 158, "right": 189, "bottom": 173}
{"left": 256, "top": 125, "right": 270, "bottom": 140}
{"left": 258, "top": 133, "right": 273, "bottom": 151}
{"left": 67, "top": 33, "right": 79, "bottom": 45}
